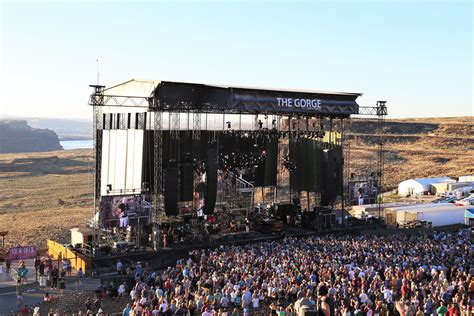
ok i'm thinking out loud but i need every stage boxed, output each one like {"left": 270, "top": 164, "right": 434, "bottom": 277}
{"left": 87, "top": 222, "right": 386, "bottom": 272}
{"left": 46, "top": 79, "right": 388, "bottom": 274}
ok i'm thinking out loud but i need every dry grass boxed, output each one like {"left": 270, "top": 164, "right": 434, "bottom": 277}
{"left": 0, "top": 117, "right": 472, "bottom": 248}
{"left": 0, "top": 149, "right": 94, "bottom": 248}
{"left": 348, "top": 116, "right": 473, "bottom": 190}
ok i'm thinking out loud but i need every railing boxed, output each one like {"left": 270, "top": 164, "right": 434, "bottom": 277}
{"left": 9, "top": 266, "right": 19, "bottom": 283}
{"left": 47, "top": 240, "right": 89, "bottom": 273}
{"left": 234, "top": 173, "right": 255, "bottom": 193}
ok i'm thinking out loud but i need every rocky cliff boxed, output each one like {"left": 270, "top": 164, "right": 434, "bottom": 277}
{"left": 0, "top": 120, "right": 62, "bottom": 153}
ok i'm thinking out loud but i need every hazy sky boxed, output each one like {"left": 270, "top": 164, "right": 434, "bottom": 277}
{"left": 1, "top": 0, "right": 472, "bottom": 120}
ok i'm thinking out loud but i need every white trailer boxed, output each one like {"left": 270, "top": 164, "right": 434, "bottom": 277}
{"left": 393, "top": 204, "right": 466, "bottom": 227}
{"left": 415, "top": 208, "right": 465, "bottom": 227}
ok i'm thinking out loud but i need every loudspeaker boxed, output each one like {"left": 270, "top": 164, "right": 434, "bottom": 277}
{"left": 255, "top": 137, "right": 278, "bottom": 187}
{"left": 326, "top": 149, "right": 336, "bottom": 202}
{"left": 180, "top": 162, "right": 193, "bottom": 201}
{"left": 142, "top": 130, "right": 155, "bottom": 193}
{"left": 164, "top": 162, "right": 178, "bottom": 216}
{"left": 264, "top": 138, "right": 278, "bottom": 186}
{"left": 289, "top": 138, "right": 299, "bottom": 190}
{"left": 297, "top": 139, "right": 308, "bottom": 191}
{"left": 334, "top": 145, "right": 344, "bottom": 196}
{"left": 320, "top": 150, "right": 336, "bottom": 206}
{"left": 204, "top": 141, "right": 218, "bottom": 214}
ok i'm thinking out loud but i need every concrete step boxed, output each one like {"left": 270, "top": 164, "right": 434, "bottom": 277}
{"left": 41, "top": 292, "right": 130, "bottom": 314}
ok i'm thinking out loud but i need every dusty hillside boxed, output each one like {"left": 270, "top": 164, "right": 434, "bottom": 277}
{"left": 0, "top": 117, "right": 472, "bottom": 248}
{"left": 0, "top": 149, "right": 94, "bottom": 248}
{"left": 347, "top": 116, "right": 473, "bottom": 190}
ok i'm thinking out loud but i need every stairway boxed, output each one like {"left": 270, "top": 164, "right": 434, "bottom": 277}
{"left": 39, "top": 275, "right": 131, "bottom": 314}
{"left": 40, "top": 292, "right": 130, "bottom": 314}
{"left": 216, "top": 172, "right": 254, "bottom": 213}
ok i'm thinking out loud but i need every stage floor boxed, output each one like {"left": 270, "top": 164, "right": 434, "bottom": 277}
{"left": 88, "top": 224, "right": 385, "bottom": 272}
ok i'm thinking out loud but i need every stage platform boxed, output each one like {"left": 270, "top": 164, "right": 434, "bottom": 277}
{"left": 87, "top": 224, "right": 385, "bottom": 273}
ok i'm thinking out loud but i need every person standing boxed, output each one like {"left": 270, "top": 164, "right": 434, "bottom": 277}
{"left": 123, "top": 303, "right": 132, "bottom": 316}
{"left": 59, "top": 272, "right": 66, "bottom": 296}
{"left": 66, "top": 259, "right": 72, "bottom": 276}
{"left": 317, "top": 284, "right": 331, "bottom": 316}
{"left": 35, "top": 257, "right": 41, "bottom": 282}
{"left": 16, "top": 292, "right": 23, "bottom": 311}
{"left": 50, "top": 266, "right": 59, "bottom": 289}
{"left": 39, "top": 260, "right": 45, "bottom": 277}
{"left": 437, "top": 301, "right": 448, "bottom": 316}
{"left": 117, "top": 259, "right": 123, "bottom": 275}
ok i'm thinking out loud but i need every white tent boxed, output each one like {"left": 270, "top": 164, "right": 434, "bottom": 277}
{"left": 398, "top": 177, "right": 454, "bottom": 196}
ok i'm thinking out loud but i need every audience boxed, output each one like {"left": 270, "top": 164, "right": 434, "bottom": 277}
{"left": 106, "top": 230, "right": 472, "bottom": 315}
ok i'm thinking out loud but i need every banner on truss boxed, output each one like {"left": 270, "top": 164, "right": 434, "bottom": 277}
{"left": 154, "top": 81, "right": 360, "bottom": 116}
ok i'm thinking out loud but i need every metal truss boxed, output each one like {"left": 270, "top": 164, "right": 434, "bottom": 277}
{"left": 348, "top": 101, "right": 387, "bottom": 218}
{"left": 136, "top": 113, "right": 145, "bottom": 129}
{"left": 100, "top": 95, "right": 150, "bottom": 108}
{"left": 192, "top": 112, "right": 201, "bottom": 142}
{"left": 153, "top": 111, "right": 163, "bottom": 227}
{"left": 89, "top": 86, "right": 105, "bottom": 228}
{"left": 375, "top": 101, "right": 387, "bottom": 218}
{"left": 170, "top": 112, "right": 180, "bottom": 143}
{"left": 93, "top": 106, "right": 103, "bottom": 217}
{"left": 118, "top": 113, "right": 125, "bottom": 129}
{"left": 104, "top": 113, "right": 111, "bottom": 130}
{"left": 358, "top": 105, "right": 388, "bottom": 116}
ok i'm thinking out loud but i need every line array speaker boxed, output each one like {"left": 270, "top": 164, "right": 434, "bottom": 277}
{"left": 180, "top": 163, "right": 194, "bottom": 201}
{"left": 164, "top": 162, "right": 178, "bottom": 216}
{"left": 204, "top": 141, "right": 218, "bottom": 214}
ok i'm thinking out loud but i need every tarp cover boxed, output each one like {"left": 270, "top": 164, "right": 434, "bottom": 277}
{"left": 154, "top": 81, "right": 360, "bottom": 116}
{"left": 465, "top": 208, "right": 474, "bottom": 219}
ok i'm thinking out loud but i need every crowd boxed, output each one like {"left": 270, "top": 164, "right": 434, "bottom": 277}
{"left": 93, "top": 230, "right": 473, "bottom": 316}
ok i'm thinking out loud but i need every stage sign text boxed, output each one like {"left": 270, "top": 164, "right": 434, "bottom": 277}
{"left": 276, "top": 98, "right": 322, "bottom": 110}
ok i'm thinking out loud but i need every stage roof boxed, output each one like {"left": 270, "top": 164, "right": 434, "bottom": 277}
{"left": 101, "top": 79, "right": 362, "bottom": 116}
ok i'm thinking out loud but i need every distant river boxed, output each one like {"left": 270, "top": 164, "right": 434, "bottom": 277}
{"left": 60, "top": 139, "right": 93, "bottom": 150}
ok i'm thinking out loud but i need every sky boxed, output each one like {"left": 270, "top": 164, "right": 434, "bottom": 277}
{"left": 0, "top": 0, "right": 472, "bottom": 120}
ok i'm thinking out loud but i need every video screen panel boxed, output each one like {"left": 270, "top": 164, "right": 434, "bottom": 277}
{"left": 101, "top": 129, "right": 144, "bottom": 196}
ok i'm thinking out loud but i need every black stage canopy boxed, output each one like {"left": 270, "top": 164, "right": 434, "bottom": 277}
{"left": 153, "top": 81, "right": 361, "bottom": 116}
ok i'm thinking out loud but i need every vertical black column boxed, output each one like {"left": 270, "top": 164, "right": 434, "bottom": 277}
{"left": 204, "top": 140, "right": 218, "bottom": 214}
{"left": 164, "top": 161, "right": 179, "bottom": 216}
